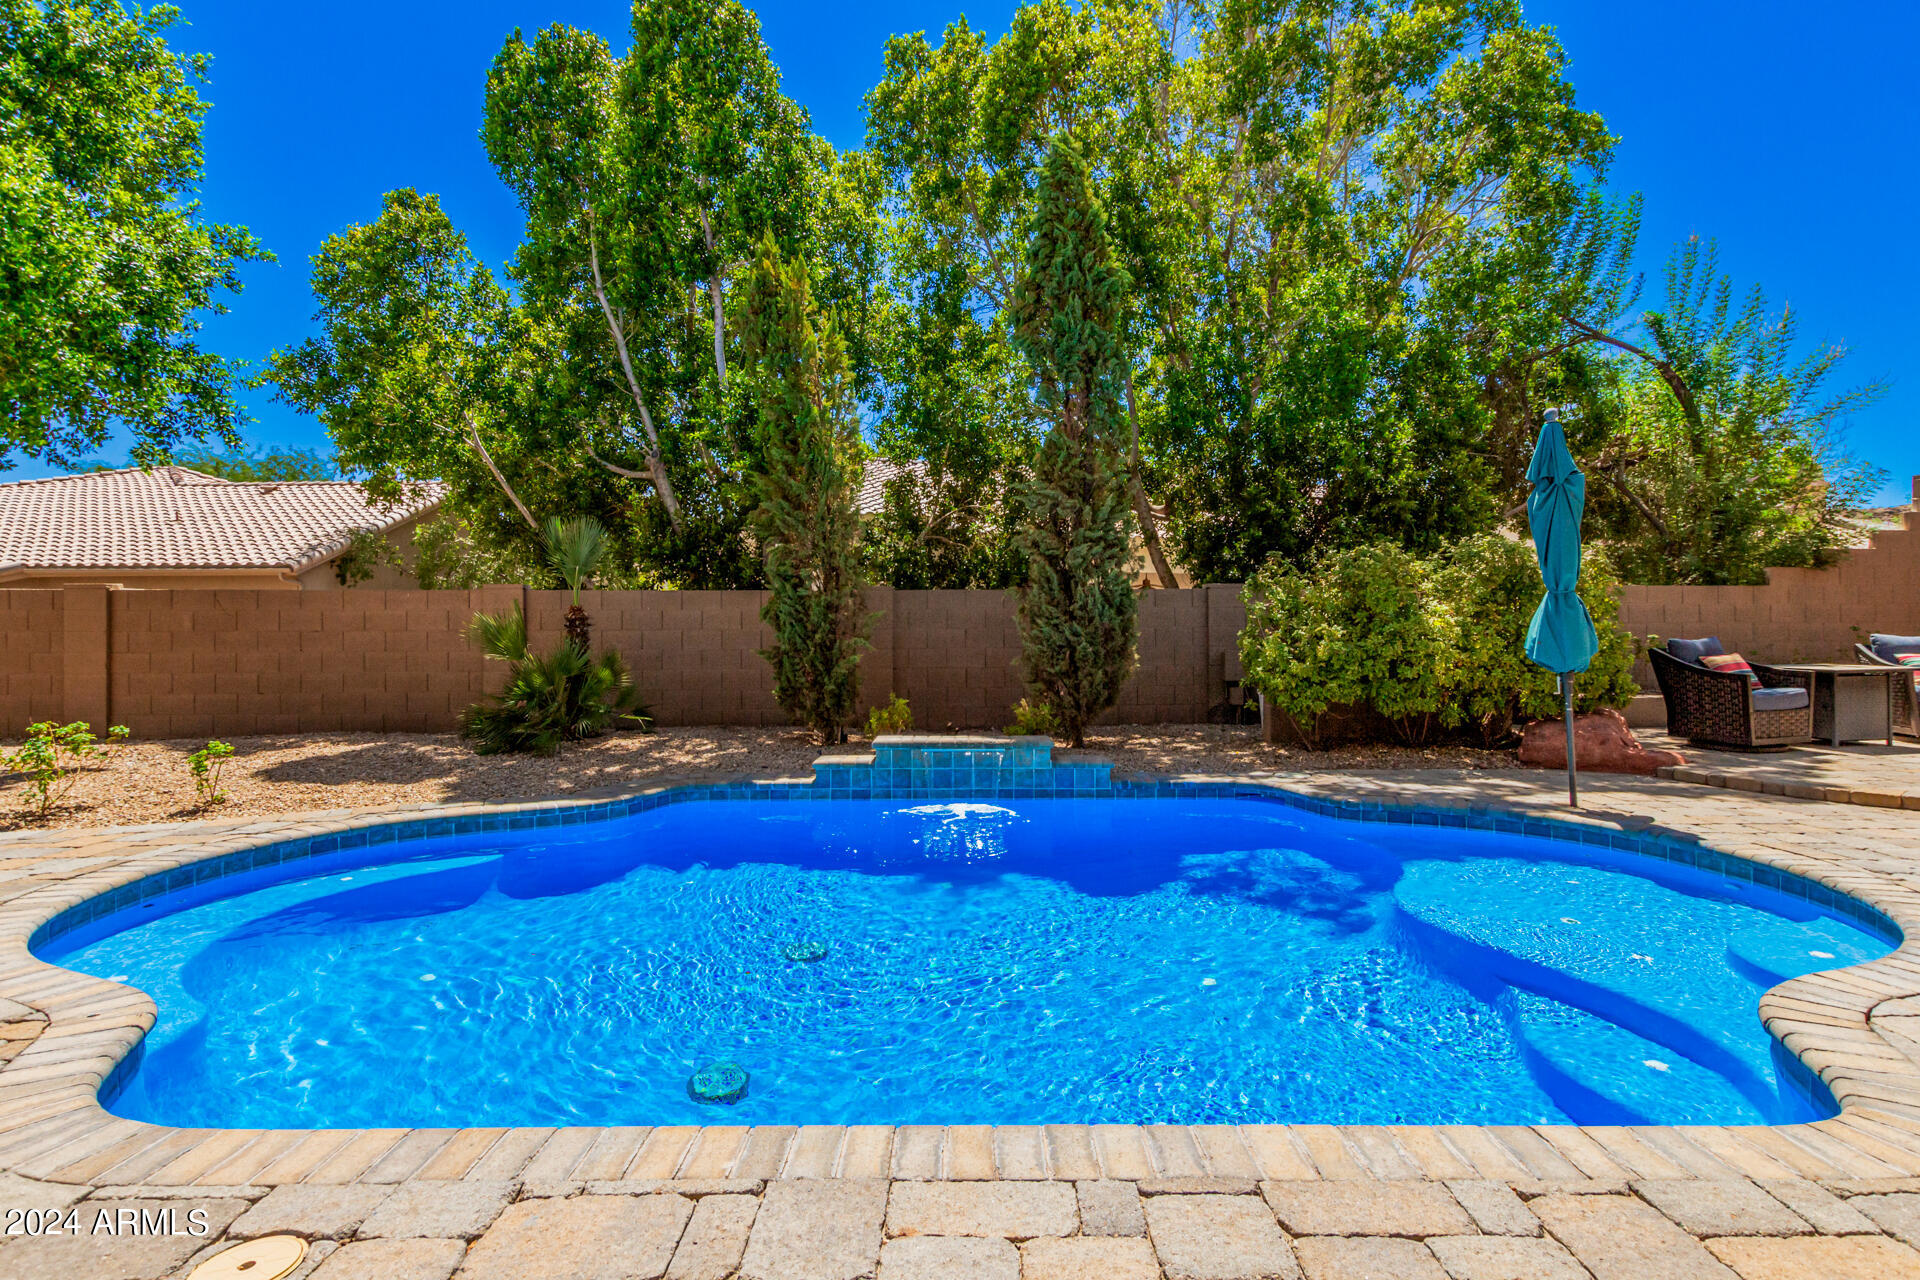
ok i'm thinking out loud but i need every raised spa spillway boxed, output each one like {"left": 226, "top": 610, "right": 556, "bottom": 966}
{"left": 40, "top": 757, "right": 1893, "bottom": 1130}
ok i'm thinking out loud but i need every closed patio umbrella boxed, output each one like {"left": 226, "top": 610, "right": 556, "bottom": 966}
{"left": 1524, "top": 409, "right": 1599, "bottom": 806}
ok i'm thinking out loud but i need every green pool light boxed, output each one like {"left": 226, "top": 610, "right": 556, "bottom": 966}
{"left": 784, "top": 940, "right": 830, "bottom": 963}
{"left": 688, "top": 1062, "right": 750, "bottom": 1105}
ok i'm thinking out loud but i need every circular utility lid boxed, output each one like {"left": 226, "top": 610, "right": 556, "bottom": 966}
{"left": 188, "top": 1234, "right": 307, "bottom": 1280}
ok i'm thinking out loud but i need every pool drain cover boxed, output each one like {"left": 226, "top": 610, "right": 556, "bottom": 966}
{"left": 188, "top": 1234, "right": 306, "bottom": 1279}
{"left": 783, "top": 940, "right": 830, "bottom": 962}
{"left": 689, "top": 1061, "right": 750, "bottom": 1104}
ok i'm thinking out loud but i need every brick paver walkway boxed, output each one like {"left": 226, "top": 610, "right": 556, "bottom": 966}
{"left": 1639, "top": 730, "right": 1920, "bottom": 809}
{"left": 2, "top": 767, "right": 1920, "bottom": 1278}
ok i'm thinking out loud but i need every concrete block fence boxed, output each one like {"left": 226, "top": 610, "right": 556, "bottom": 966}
{"left": 0, "top": 584, "right": 1250, "bottom": 740}
{"left": 1, "top": 478, "right": 1911, "bottom": 742}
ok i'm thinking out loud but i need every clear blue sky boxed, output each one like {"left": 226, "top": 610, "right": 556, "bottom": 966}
{"left": 38, "top": 0, "right": 1917, "bottom": 502}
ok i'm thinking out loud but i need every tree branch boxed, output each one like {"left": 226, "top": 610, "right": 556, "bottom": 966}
{"left": 697, "top": 201, "right": 727, "bottom": 390}
{"left": 586, "top": 445, "right": 654, "bottom": 482}
{"left": 464, "top": 413, "right": 538, "bottom": 530}
{"left": 586, "top": 213, "right": 684, "bottom": 532}
{"left": 1561, "top": 314, "right": 1702, "bottom": 433}
{"left": 1125, "top": 371, "right": 1177, "bottom": 589}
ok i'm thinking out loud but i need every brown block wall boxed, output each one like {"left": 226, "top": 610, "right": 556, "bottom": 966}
{"left": 1618, "top": 508, "right": 1920, "bottom": 684}
{"left": 0, "top": 590, "right": 64, "bottom": 730}
{"left": 102, "top": 589, "right": 503, "bottom": 740}
{"left": 1, "top": 583, "right": 1255, "bottom": 739}
{"left": 534, "top": 589, "right": 787, "bottom": 727}
{"left": 886, "top": 589, "right": 1025, "bottom": 730}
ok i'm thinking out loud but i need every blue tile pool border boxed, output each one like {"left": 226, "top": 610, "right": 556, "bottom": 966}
{"left": 27, "top": 757, "right": 1902, "bottom": 957}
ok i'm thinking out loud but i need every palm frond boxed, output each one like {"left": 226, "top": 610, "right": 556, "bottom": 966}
{"left": 543, "top": 515, "right": 609, "bottom": 602}
{"left": 466, "top": 604, "right": 529, "bottom": 662}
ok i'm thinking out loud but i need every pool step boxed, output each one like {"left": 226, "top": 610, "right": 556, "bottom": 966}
{"left": 1725, "top": 917, "right": 1884, "bottom": 988}
{"left": 1506, "top": 991, "right": 1758, "bottom": 1125}
{"left": 1392, "top": 859, "right": 1788, "bottom": 1118}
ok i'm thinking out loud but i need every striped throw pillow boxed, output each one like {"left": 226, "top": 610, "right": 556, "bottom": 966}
{"left": 1700, "top": 653, "right": 1761, "bottom": 686}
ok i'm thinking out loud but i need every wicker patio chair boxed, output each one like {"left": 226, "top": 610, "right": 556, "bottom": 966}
{"left": 1649, "top": 638, "right": 1814, "bottom": 749}
{"left": 1854, "top": 633, "right": 1920, "bottom": 738}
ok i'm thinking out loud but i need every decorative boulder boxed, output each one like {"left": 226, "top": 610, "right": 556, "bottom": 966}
{"left": 1518, "top": 709, "right": 1685, "bottom": 776}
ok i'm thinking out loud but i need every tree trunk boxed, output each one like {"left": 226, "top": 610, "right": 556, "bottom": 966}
{"left": 563, "top": 605, "right": 591, "bottom": 654}
{"left": 698, "top": 204, "right": 727, "bottom": 391}
{"left": 586, "top": 222, "right": 684, "bottom": 532}
{"left": 464, "top": 416, "right": 538, "bottom": 530}
{"left": 1125, "top": 373, "right": 1178, "bottom": 589}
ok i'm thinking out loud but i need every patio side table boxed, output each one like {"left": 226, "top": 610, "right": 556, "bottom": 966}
{"left": 1772, "top": 664, "right": 1899, "bottom": 746}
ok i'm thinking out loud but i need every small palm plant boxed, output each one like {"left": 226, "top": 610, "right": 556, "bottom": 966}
{"left": 459, "top": 603, "right": 653, "bottom": 755}
{"left": 544, "top": 515, "right": 608, "bottom": 652}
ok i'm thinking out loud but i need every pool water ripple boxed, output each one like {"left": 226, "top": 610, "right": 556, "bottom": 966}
{"left": 43, "top": 797, "right": 1891, "bottom": 1129}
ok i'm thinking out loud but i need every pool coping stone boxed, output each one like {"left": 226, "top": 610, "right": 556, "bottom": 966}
{"left": 2, "top": 761, "right": 1920, "bottom": 1205}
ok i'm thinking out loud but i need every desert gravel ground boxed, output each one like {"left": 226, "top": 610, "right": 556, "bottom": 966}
{"left": 0, "top": 724, "right": 1517, "bottom": 831}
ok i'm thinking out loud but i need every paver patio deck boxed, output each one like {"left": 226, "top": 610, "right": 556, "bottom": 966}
{"left": 1, "top": 764, "right": 1918, "bottom": 1278}
{"left": 1638, "top": 731, "right": 1920, "bottom": 810}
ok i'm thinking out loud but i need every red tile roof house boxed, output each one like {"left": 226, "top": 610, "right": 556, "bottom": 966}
{"left": 0, "top": 467, "right": 445, "bottom": 590}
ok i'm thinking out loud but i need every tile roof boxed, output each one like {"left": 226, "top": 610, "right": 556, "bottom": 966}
{"left": 856, "top": 457, "right": 928, "bottom": 516}
{"left": 0, "top": 467, "right": 444, "bottom": 574}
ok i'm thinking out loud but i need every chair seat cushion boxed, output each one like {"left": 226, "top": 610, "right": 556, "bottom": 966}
{"left": 1752, "top": 686, "right": 1810, "bottom": 711}
{"left": 1871, "top": 633, "right": 1920, "bottom": 663}
{"left": 1667, "top": 636, "right": 1726, "bottom": 665}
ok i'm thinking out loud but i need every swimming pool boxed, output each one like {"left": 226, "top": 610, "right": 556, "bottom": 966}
{"left": 41, "top": 794, "right": 1893, "bottom": 1130}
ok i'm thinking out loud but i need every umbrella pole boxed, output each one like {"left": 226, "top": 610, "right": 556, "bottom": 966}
{"left": 1562, "top": 673, "right": 1579, "bottom": 808}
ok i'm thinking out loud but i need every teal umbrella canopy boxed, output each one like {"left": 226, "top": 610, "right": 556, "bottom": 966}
{"left": 1524, "top": 411, "right": 1599, "bottom": 675}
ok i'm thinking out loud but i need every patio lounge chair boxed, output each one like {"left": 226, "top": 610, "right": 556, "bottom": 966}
{"left": 1854, "top": 632, "right": 1920, "bottom": 738}
{"left": 1649, "top": 637, "right": 1814, "bottom": 749}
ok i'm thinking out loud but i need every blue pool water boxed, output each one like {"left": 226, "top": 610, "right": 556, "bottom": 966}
{"left": 43, "top": 797, "right": 1893, "bottom": 1129}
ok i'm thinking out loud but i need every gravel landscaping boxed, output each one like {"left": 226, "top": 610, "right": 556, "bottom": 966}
{"left": 0, "top": 725, "right": 1517, "bottom": 831}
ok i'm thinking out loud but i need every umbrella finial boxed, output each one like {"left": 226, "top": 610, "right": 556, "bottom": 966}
{"left": 1543, "top": 407, "right": 1559, "bottom": 424}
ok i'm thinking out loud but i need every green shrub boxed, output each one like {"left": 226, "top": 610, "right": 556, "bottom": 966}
{"left": 188, "top": 740, "right": 234, "bottom": 807}
{"left": 863, "top": 694, "right": 914, "bottom": 737}
{"left": 1242, "top": 538, "right": 1639, "bottom": 748}
{"left": 1006, "top": 137, "right": 1138, "bottom": 749}
{"left": 458, "top": 605, "right": 653, "bottom": 755}
{"left": 1240, "top": 544, "right": 1453, "bottom": 747}
{"left": 1004, "top": 698, "right": 1059, "bottom": 738}
{"left": 4, "top": 721, "right": 128, "bottom": 818}
{"left": 741, "top": 234, "right": 870, "bottom": 746}
{"left": 1437, "top": 536, "right": 1638, "bottom": 744}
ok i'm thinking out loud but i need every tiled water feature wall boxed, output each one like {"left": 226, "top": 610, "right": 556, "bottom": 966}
{"left": 812, "top": 735, "right": 1114, "bottom": 799}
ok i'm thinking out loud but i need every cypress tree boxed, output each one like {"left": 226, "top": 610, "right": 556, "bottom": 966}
{"left": 739, "top": 233, "right": 869, "bottom": 744}
{"left": 1007, "top": 137, "right": 1139, "bottom": 748}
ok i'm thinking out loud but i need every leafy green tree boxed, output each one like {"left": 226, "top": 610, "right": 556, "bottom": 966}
{"left": 860, "top": 467, "right": 1026, "bottom": 589}
{"left": 739, "top": 234, "right": 869, "bottom": 745}
{"left": 275, "top": 2, "right": 882, "bottom": 589}
{"left": 1578, "top": 240, "right": 1885, "bottom": 584}
{"left": 269, "top": 190, "right": 540, "bottom": 525}
{"left": 1142, "top": 0, "right": 1612, "bottom": 582}
{"left": 411, "top": 511, "right": 535, "bottom": 591}
{"left": 1, "top": 0, "right": 268, "bottom": 470}
{"left": 480, "top": 4, "right": 881, "bottom": 569}
{"left": 1007, "top": 137, "right": 1138, "bottom": 748}
{"left": 865, "top": 0, "right": 1175, "bottom": 586}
